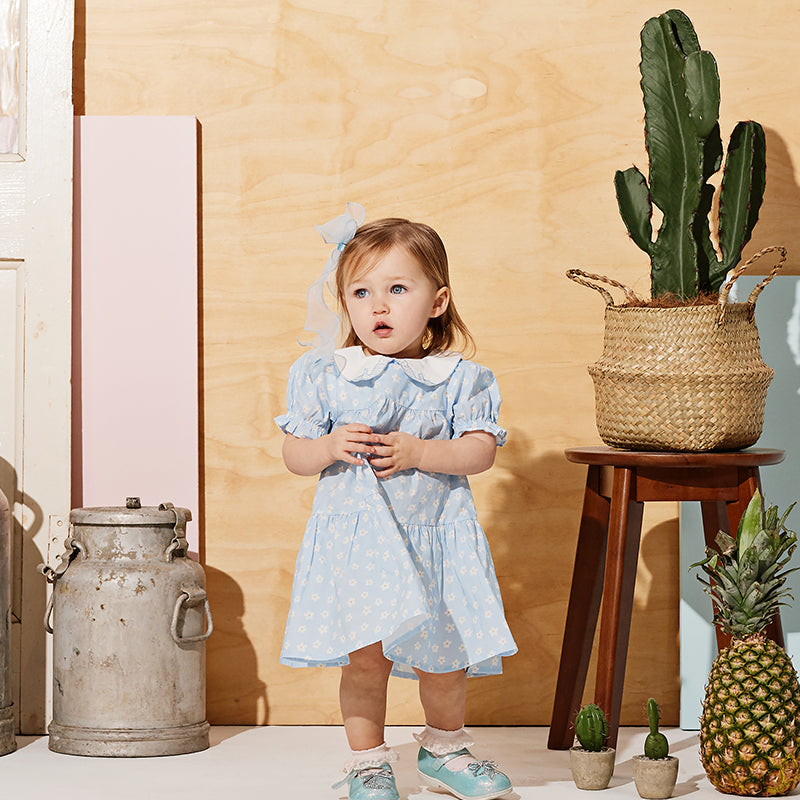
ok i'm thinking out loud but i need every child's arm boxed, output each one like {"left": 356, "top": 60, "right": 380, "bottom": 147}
{"left": 282, "top": 423, "right": 377, "bottom": 476}
{"left": 369, "top": 430, "right": 496, "bottom": 478}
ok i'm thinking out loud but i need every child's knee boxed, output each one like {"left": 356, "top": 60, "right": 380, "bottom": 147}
{"left": 346, "top": 642, "right": 393, "bottom": 676}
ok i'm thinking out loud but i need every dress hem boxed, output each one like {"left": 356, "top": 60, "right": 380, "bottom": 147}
{"left": 280, "top": 645, "right": 518, "bottom": 681}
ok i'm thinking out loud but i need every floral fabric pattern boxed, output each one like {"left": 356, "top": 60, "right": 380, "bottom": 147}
{"left": 275, "top": 347, "right": 517, "bottom": 678}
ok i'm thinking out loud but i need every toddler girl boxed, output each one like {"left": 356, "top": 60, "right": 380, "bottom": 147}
{"left": 275, "top": 204, "right": 517, "bottom": 800}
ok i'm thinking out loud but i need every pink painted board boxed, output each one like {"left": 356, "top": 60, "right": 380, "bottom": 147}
{"left": 72, "top": 116, "right": 199, "bottom": 551}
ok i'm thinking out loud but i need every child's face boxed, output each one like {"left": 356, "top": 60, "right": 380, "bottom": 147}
{"left": 343, "top": 246, "right": 449, "bottom": 359}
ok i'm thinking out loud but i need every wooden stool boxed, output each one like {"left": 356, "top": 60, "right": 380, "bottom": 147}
{"left": 547, "top": 446, "right": 786, "bottom": 751}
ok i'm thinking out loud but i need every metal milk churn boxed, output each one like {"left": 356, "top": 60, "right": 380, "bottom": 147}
{"left": 0, "top": 489, "right": 16, "bottom": 755}
{"left": 41, "top": 499, "right": 213, "bottom": 756}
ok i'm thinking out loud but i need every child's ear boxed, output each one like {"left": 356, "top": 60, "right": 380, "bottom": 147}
{"left": 430, "top": 287, "right": 450, "bottom": 318}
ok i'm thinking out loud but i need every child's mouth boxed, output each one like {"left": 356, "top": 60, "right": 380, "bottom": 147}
{"left": 373, "top": 321, "right": 392, "bottom": 336}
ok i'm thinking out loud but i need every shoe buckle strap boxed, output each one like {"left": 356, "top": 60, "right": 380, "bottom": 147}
{"left": 429, "top": 751, "right": 501, "bottom": 777}
{"left": 332, "top": 770, "right": 355, "bottom": 790}
{"left": 430, "top": 749, "right": 469, "bottom": 772}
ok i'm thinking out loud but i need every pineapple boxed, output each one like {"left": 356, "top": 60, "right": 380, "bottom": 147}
{"left": 693, "top": 489, "right": 800, "bottom": 796}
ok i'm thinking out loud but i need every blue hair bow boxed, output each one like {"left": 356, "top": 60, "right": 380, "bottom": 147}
{"left": 301, "top": 202, "right": 366, "bottom": 352}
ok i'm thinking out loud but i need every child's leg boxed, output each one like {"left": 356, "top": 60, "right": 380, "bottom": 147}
{"left": 414, "top": 668, "right": 512, "bottom": 800}
{"left": 415, "top": 668, "right": 467, "bottom": 731}
{"left": 336, "top": 644, "right": 400, "bottom": 799}
{"left": 340, "top": 642, "right": 394, "bottom": 751}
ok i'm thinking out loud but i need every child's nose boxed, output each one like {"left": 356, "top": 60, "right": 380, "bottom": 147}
{"left": 372, "top": 296, "right": 389, "bottom": 313}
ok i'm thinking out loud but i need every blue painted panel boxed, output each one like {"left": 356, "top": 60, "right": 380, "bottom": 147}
{"left": 680, "top": 275, "right": 800, "bottom": 728}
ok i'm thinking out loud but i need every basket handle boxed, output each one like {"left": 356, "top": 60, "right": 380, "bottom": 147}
{"left": 719, "top": 245, "right": 787, "bottom": 306}
{"left": 566, "top": 269, "right": 644, "bottom": 307}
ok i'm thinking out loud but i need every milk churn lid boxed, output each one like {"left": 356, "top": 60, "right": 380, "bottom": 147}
{"left": 69, "top": 499, "right": 193, "bottom": 525}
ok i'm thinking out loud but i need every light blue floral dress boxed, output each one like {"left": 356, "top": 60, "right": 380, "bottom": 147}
{"left": 274, "top": 346, "right": 517, "bottom": 679}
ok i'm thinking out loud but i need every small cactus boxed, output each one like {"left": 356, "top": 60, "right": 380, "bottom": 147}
{"left": 575, "top": 703, "right": 609, "bottom": 752}
{"left": 644, "top": 698, "right": 670, "bottom": 759}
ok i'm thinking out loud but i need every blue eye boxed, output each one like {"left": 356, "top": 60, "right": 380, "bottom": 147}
{"left": 390, "top": 285, "right": 406, "bottom": 294}
{"left": 354, "top": 288, "right": 368, "bottom": 299}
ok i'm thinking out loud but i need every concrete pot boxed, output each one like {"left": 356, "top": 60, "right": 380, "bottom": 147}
{"left": 569, "top": 746, "right": 616, "bottom": 790}
{"left": 632, "top": 755, "right": 679, "bottom": 799}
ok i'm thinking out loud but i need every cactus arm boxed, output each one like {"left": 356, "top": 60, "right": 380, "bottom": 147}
{"left": 640, "top": 14, "right": 704, "bottom": 297}
{"left": 664, "top": 8, "right": 701, "bottom": 54}
{"left": 647, "top": 697, "right": 660, "bottom": 735}
{"left": 684, "top": 50, "right": 720, "bottom": 138}
{"left": 695, "top": 126, "right": 724, "bottom": 292}
{"left": 693, "top": 180, "right": 718, "bottom": 293}
{"left": 640, "top": 14, "right": 697, "bottom": 208}
{"left": 615, "top": 167, "right": 653, "bottom": 253}
{"left": 713, "top": 120, "right": 767, "bottom": 287}
{"left": 686, "top": 54, "right": 722, "bottom": 293}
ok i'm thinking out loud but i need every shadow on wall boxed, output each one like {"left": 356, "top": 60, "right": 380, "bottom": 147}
{"left": 0, "top": 457, "right": 45, "bottom": 733}
{"left": 205, "top": 564, "right": 268, "bottom": 724}
{"left": 749, "top": 129, "right": 800, "bottom": 275}
{"left": 468, "top": 433, "right": 680, "bottom": 726}
{"left": 465, "top": 438, "right": 587, "bottom": 725}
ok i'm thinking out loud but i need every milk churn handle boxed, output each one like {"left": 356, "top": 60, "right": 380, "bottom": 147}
{"left": 38, "top": 533, "right": 85, "bottom": 584}
{"left": 159, "top": 502, "right": 190, "bottom": 562}
{"left": 38, "top": 532, "right": 86, "bottom": 634}
{"left": 170, "top": 585, "right": 214, "bottom": 644}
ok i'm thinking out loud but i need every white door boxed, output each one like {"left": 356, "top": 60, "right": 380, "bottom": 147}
{"left": 0, "top": 0, "right": 73, "bottom": 734}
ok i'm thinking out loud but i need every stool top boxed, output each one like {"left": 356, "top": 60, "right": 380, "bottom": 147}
{"left": 565, "top": 446, "right": 786, "bottom": 468}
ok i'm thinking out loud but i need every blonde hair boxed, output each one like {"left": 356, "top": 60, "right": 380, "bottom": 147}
{"left": 335, "top": 218, "right": 475, "bottom": 357}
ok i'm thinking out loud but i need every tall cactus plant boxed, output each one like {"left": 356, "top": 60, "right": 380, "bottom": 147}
{"left": 615, "top": 9, "right": 766, "bottom": 299}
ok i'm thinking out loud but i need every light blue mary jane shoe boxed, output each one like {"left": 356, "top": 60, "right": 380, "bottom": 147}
{"left": 417, "top": 747, "right": 512, "bottom": 800}
{"left": 332, "top": 762, "right": 400, "bottom": 800}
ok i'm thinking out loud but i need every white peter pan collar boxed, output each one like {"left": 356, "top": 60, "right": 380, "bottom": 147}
{"left": 334, "top": 346, "right": 462, "bottom": 386}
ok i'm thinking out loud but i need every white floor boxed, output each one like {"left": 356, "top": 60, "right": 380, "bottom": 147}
{"left": 0, "top": 726, "right": 757, "bottom": 799}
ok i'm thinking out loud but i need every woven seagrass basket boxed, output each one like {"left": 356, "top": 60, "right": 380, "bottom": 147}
{"left": 568, "top": 246, "right": 785, "bottom": 452}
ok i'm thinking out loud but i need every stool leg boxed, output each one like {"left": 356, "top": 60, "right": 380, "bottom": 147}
{"left": 594, "top": 466, "right": 643, "bottom": 750}
{"left": 548, "top": 466, "right": 610, "bottom": 750}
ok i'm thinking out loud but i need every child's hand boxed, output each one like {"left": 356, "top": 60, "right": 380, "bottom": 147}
{"left": 325, "top": 423, "right": 377, "bottom": 466}
{"left": 369, "top": 432, "right": 424, "bottom": 478}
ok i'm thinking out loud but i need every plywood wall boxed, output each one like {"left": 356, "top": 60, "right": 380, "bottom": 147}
{"left": 75, "top": 0, "right": 800, "bottom": 726}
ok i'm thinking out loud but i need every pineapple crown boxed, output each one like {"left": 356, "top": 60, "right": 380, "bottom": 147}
{"left": 692, "top": 490, "right": 797, "bottom": 639}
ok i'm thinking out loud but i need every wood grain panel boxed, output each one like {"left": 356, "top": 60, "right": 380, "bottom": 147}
{"left": 76, "top": 0, "right": 800, "bottom": 726}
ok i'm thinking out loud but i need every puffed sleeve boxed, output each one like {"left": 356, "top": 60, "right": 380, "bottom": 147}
{"left": 449, "top": 362, "right": 507, "bottom": 446}
{"left": 274, "top": 351, "right": 333, "bottom": 439}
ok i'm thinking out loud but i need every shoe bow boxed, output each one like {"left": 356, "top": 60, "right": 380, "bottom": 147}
{"left": 467, "top": 759, "right": 501, "bottom": 777}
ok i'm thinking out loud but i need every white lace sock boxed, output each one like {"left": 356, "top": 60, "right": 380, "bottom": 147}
{"left": 343, "top": 742, "right": 399, "bottom": 773}
{"left": 414, "top": 724, "right": 476, "bottom": 770}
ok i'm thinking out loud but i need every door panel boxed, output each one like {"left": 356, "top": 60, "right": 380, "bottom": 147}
{"left": 0, "top": 0, "right": 73, "bottom": 733}
{"left": 0, "top": 167, "right": 25, "bottom": 257}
